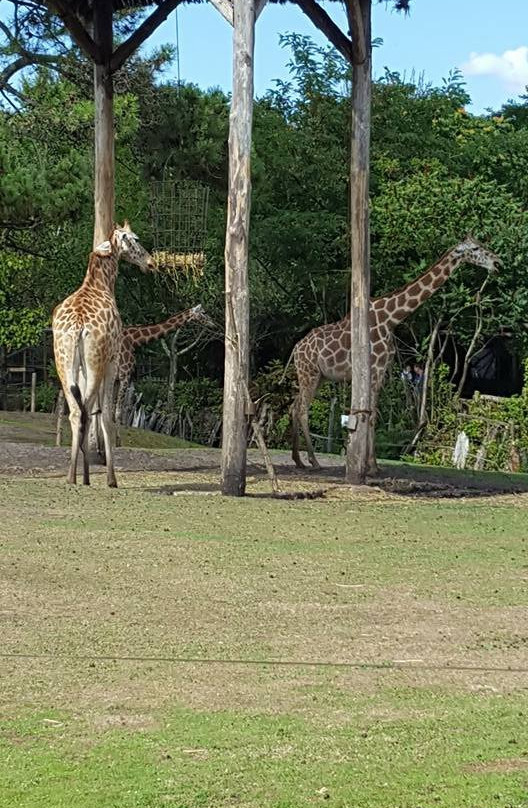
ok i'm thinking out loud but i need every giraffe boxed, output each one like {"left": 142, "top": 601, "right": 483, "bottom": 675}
{"left": 114, "top": 304, "right": 212, "bottom": 443}
{"left": 289, "top": 236, "right": 502, "bottom": 473}
{"left": 55, "top": 305, "right": 213, "bottom": 448}
{"left": 52, "top": 221, "right": 155, "bottom": 487}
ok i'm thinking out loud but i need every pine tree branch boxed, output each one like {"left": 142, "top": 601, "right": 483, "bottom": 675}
{"left": 110, "top": 0, "right": 184, "bottom": 73}
{"left": 0, "top": 50, "right": 60, "bottom": 90}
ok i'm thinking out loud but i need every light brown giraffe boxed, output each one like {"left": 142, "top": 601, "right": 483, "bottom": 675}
{"left": 290, "top": 237, "right": 502, "bottom": 473}
{"left": 52, "top": 222, "right": 155, "bottom": 487}
{"left": 114, "top": 304, "right": 212, "bottom": 442}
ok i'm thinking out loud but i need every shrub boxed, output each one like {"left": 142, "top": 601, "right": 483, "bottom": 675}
{"left": 414, "top": 362, "right": 528, "bottom": 472}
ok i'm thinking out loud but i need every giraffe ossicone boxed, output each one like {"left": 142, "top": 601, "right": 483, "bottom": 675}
{"left": 289, "top": 236, "right": 502, "bottom": 473}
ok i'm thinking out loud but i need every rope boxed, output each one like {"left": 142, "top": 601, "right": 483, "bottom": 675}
{"left": 0, "top": 652, "right": 526, "bottom": 674}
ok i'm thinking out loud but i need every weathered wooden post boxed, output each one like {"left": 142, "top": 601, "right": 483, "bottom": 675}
{"left": 89, "top": 0, "right": 115, "bottom": 457}
{"left": 92, "top": 0, "right": 114, "bottom": 247}
{"left": 345, "top": 0, "right": 372, "bottom": 484}
{"left": 30, "top": 372, "right": 37, "bottom": 413}
{"left": 221, "top": 0, "right": 256, "bottom": 496}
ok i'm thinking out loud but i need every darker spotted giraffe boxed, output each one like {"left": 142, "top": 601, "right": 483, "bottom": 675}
{"left": 52, "top": 221, "right": 155, "bottom": 488}
{"left": 289, "top": 237, "right": 502, "bottom": 473}
{"left": 114, "top": 305, "right": 211, "bottom": 443}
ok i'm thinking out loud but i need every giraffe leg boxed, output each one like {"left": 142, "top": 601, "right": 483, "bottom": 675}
{"left": 66, "top": 400, "right": 81, "bottom": 485}
{"left": 81, "top": 420, "right": 91, "bottom": 485}
{"left": 99, "top": 366, "right": 118, "bottom": 488}
{"left": 367, "top": 418, "right": 379, "bottom": 477}
{"left": 298, "top": 392, "right": 321, "bottom": 470}
{"left": 291, "top": 366, "right": 321, "bottom": 470}
{"left": 53, "top": 336, "right": 80, "bottom": 484}
{"left": 367, "top": 365, "right": 389, "bottom": 477}
{"left": 291, "top": 396, "right": 306, "bottom": 469}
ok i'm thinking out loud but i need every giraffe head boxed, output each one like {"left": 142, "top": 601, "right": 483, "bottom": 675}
{"left": 190, "top": 303, "right": 214, "bottom": 326}
{"left": 110, "top": 221, "right": 156, "bottom": 272}
{"left": 453, "top": 236, "right": 502, "bottom": 273}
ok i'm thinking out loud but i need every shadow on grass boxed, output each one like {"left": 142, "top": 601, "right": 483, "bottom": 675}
{"left": 147, "top": 457, "right": 528, "bottom": 501}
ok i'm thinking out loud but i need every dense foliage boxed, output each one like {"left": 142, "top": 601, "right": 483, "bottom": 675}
{"left": 2, "top": 27, "right": 528, "bottom": 465}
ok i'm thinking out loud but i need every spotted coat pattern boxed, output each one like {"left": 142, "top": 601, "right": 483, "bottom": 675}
{"left": 114, "top": 305, "right": 211, "bottom": 442}
{"left": 290, "top": 237, "right": 502, "bottom": 472}
{"left": 52, "top": 222, "right": 154, "bottom": 487}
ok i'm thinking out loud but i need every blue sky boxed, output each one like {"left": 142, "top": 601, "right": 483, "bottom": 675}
{"left": 144, "top": 0, "right": 528, "bottom": 113}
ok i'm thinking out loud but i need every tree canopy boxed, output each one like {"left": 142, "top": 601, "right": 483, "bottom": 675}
{"left": 2, "top": 21, "right": 528, "bottom": 455}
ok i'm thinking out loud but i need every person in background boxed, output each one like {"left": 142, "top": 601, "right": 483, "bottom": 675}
{"left": 413, "top": 364, "right": 424, "bottom": 387}
{"left": 401, "top": 364, "right": 413, "bottom": 383}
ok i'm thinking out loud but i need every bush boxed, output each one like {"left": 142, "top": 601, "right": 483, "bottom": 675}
{"left": 250, "top": 360, "right": 347, "bottom": 452}
{"left": 134, "top": 376, "right": 223, "bottom": 445}
{"left": 22, "top": 381, "right": 57, "bottom": 413}
{"left": 376, "top": 365, "right": 420, "bottom": 458}
{"left": 414, "top": 362, "right": 528, "bottom": 472}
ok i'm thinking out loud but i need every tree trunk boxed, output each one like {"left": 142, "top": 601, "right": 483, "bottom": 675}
{"left": 89, "top": 1, "right": 114, "bottom": 455}
{"left": 221, "top": 0, "right": 256, "bottom": 497}
{"left": 92, "top": 0, "right": 114, "bottom": 247}
{"left": 346, "top": 0, "right": 372, "bottom": 484}
{"left": 167, "top": 331, "right": 180, "bottom": 411}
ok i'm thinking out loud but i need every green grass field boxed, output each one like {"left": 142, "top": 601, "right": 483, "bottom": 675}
{"left": 1, "top": 462, "right": 527, "bottom": 807}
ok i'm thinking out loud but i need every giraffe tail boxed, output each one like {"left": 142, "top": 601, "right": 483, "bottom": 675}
{"left": 70, "top": 383, "right": 88, "bottom": 441}
{"left": 280, "top": 348, "right": 295, "bottom": 384}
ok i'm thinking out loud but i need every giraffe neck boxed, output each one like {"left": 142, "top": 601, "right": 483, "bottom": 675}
{"left": 82, "top": 252, "right": 119, "bottom": 293}
{"left": 125, "top": 308, "right": 199, "bottom": 347}
{"left": 379, "top": 251, "right": 462, "bottom": 326}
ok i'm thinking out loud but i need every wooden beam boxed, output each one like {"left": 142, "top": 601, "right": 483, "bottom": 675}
{"left": 111, "top": 0, "right": 185, "bottom": 72}
{"left": 255, "top": 0, "right": 268, "bottom": 19}
{"left": 209, "top": 0, "right": 234, "bottom": 26}
{"left": 48, "top": 0, "right": 100, "bottom": 62}
{"left": 221, "top": 0, "right": 256, "bottom": 496}
{"left": 295, "top": 0, "right": 353, "bottom": 64}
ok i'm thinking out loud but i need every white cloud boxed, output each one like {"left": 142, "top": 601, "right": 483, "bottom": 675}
{"left": 462, "top": 46, "right": 528, "bottom": 91}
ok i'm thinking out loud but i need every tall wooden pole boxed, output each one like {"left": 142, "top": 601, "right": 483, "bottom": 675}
{"left": 221, "top": 0, "right": 256, "bottom": 496}
{"left": 92, "top": 0, "right": 114, "bottom": 247}
{"left": 88, "top": 1, "right": 114, "bottom": 458}
{"left": 346, "top": 0, "right": 372, "bottom": 483}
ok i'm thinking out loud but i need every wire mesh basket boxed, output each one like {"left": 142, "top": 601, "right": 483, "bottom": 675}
{"left": 150, "top": 167, "right": 210, "bottom": 281}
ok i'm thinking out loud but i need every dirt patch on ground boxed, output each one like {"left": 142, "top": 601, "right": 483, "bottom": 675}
{"left": 463, "top": 758, "right": 528, "bottom": 774}
{"left": 1, "top": 436, "right": 528, "bottom": 501}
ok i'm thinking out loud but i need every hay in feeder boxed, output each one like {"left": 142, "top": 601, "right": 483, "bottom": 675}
{"left": 152, "top": 249, "right": 206, "bottom": 282}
